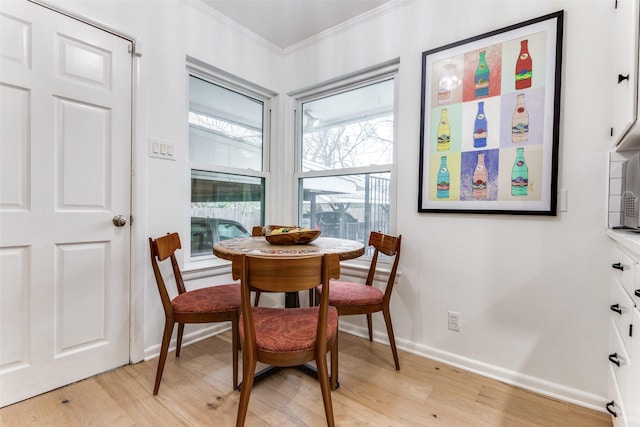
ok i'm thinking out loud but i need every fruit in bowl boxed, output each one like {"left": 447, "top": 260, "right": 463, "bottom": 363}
{"left": 264, "top": 226, "right": 321, "bottom": 245}
{"left": 269, "top": 227, "right": 311, "bottom": 234}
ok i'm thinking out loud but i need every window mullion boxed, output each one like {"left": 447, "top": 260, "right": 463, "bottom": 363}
{"left": 298, "top": 164, "right": 392, "bottom": 179}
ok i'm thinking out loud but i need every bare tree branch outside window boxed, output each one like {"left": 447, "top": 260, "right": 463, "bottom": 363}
{"left": 302, "top": 115, "right": 393, "bottom": 170}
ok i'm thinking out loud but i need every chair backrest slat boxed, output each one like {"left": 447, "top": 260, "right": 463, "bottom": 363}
{"left": 155, "top": 233, "right": 181, "bottom": 261}
{"left": 149, "top": 232, "right": 191, "bottom": 309}
{"left": 233, "top": 254, "right": 339, "bottom": 293}
{"left": 369, "top": 231, "right": 398, "bottom": 257}
{"left": 365, "top": 232, "right": 402, "bottom": 300}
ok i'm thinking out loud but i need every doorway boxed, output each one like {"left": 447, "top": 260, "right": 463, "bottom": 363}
{"left": 0, "top": 0, "right": 132, "bottom": 407}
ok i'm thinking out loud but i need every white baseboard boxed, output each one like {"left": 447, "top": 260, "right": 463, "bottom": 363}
{"left": 143, "top": 323, "right": 231, "bottom": 361}
{"left": 144, "top": 321, "right": 606, "bottom": 414}
{"left": 337, "top": 322, "right": 607, "bottom": 414}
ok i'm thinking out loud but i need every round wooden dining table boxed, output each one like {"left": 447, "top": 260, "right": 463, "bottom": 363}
{"left": 213, "top": 235, "right": 364, "bottom": 389}
{"left": 213, "top": 236, "right": 365, "bottom": 261}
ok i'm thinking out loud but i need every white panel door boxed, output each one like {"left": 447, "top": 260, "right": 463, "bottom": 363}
{"left": 0, "top": 0, "right": 131, "bottom": 407}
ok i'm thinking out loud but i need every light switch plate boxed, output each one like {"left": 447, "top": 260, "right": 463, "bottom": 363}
{"left": 558, "top": 189, "right": 567, "bottom": 212}
{"left": 148, "top": 137, "right": 175, "bottom": 161}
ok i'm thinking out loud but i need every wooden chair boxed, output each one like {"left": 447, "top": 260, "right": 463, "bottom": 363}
{"left": 232, "top": 253, "right": 340, "bottom": 427}
{"left": 316, "top": 232, "right": 402, "bottom": 375}
{"left": 250, "top": 225, "right": 314, "bottom": 308}
{"left": 250, "top": 226, "right": 265, "bottom": 307}
{"left": 149, "top": 232, "right": 240, "bottom": 395}
{"left": 250, "top": 225, "right": 264, "bottom": 237}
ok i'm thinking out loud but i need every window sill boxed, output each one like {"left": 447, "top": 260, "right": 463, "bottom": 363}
{"left": 181, "top": 254, "right": 394, "bottom": 282}
{"left": 182, "top": 256, "right": 232, "bottom": 280}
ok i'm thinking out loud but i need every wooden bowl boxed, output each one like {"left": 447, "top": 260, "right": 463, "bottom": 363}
{"left": 264, "top": 226, "right": 321, "bottom": 245}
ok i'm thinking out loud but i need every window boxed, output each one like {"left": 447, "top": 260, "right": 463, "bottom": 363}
{"left": 188, "top": 70, "right": 271, "bottom": 258}
{"left": 295, "top": 69, "right": 396, "bottom": 247}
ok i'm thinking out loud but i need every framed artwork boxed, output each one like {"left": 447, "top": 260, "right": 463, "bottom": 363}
{"left": 418, "top": 11, "right": 564, "bottom": 215}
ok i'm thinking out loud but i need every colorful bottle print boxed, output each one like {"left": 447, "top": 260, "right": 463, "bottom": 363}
{"left": 437, "top": 65, "right": 452, "bottom": 105}
{"left": 437, "top": 156, "right": 450, "bottom": 199}
{"left": 511, "top": 93, "right": 529, "bottom": 142}
{"left": 474, "top": 50, "right": 490, "bottom": 98}
{"left": 473, "top": 102, "right": 487, "bottom": 148}
{"left": 511, "top": 147, "right": 528, "bottom": 196}
{"left": 437, "top": 109, "right": 451, "bottom": 151}
{"left": 515, "top": 39, "right": 532, "bottom": 89}
{"left": 472, "top": 153, "right": 488, "bottom": 199}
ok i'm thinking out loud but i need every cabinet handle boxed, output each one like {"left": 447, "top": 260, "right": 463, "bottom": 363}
{"left": 608, "top": 352, "right": 621, "bottom": 367}
{"left": 606, "top": 401, "right": 618, "bottom": 417}
{"left": 618, "top": 74, "right": 630, "bottom": 83}
{"left": 636, "top": 289, "right": 640, "bottom": 298}
{"left": 610, "top": 304, "right": 622, "bottom": 315}
{"left": 612, "top": 262, "right": 624, "bottom": 271}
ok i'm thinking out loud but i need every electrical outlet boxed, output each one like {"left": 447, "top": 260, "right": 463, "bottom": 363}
{"left": 448, "top": 311, "right": 460, "bottom": 332}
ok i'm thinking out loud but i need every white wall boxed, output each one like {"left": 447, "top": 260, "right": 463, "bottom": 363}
{"left": 47, "top": 0, "right": 615, "bottom": 412}
{"left": 44, "top": 0, "right": 286, "bottom": 362}
{"left": 281, "top": 0, "right": 614, "bottom": 409}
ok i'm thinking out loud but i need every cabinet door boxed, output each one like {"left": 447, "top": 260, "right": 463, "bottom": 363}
{"left": 626, "top": 309, "right": 640, "bottom": 427}
{"left": 609, "top": 319, "right": 632, "bottom": 402}
{"left": 611, "top": 0, "right": 639, "bottom": 146}
{"left": 611, "top": 278, "right": 635, "bottom": 353}
{"left": 608, "top": 366, "right": 629, "bottom": 427}
{"left": 612, "top": 245, "right": 638, "bottom": 301}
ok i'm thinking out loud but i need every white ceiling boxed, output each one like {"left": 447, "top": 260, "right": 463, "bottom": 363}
{"left": 198, "top": 0, "right": 391, "bottom": 49}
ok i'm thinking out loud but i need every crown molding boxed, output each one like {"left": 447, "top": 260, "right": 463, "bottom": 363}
{"left": 283, "top": 0, "right": 408, "bottom": 55}
{"left": 184, "top": 0, "right": 286, "bottom": 57}
{"left": 185, "top": 0, "right": 408, "bottom": 57}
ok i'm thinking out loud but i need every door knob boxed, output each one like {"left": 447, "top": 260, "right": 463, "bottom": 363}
{"left": 112, "top": 215, "right": 127, "bottom": 227}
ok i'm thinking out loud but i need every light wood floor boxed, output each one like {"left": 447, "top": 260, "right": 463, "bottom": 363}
{"left": 0, "top": 331, "right": 611, "bottom": 426}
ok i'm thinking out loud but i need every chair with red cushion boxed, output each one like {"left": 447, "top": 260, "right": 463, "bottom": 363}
{"left": 232, "top": 253, "right": 340, "bottom": 427}
{"left": 249, "top": 226, "right": 265, "bottom": 307}
{"left": 249, "top": 225, "right": 313, "bottom": 307}
{"left": 149, "top": 232, "right": 240, "bottom": 395}
{"left": 316, "top": 232, "right": 402, "bottom": 376}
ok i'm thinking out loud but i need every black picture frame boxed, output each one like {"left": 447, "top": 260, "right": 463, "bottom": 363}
{"left": 418, "top": 11, "right": 564, "bottom": 215}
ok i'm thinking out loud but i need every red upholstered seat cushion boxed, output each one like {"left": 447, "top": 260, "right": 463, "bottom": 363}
{"left": 240, "top": 306, "right": 338, "bottom": 353}
{"left": 319, "top": 280, "right": 384, "bottom": 306}
{"left": 172, "top": 284, "right": 240, "bottom": 314}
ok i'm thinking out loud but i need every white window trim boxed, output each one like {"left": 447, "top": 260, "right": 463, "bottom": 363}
{"left": 289, "top": 59, "right": 400, "bottom": 250}
{"left": 184, "top": 57, "right": 276, "bottom": 272}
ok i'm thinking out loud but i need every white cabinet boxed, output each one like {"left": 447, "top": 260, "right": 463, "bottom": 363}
{"left": 611, "top": 0, "right": 640, "bottom": 151}
{"left": 628, "top": 308, "right": 640, "bottom": 426}
{"left": 608, "top": 1, "right": 640, "bottom": 423}
{"left": 607, "top": 238, "right": 640, "bottom": 427}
